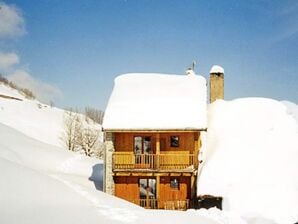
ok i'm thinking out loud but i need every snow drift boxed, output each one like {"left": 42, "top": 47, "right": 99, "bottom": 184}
{"left": 0, "top": 81, "right": 234, "bottom": 224}
{"left": 0, "top": 123, "right": 230, "bottom": 224}
{"left": 198, "top": 98, "right": 298, "bottom": 224}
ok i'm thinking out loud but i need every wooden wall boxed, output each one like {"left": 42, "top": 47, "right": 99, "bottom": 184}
{"left": 114, "top": 176, "right": 191, "bottom": 205}
{"left": 159, "top": 176, "right": 190, "bottom": 202}
{"left": 159, "top": 133, "right": 198, "bottom": 153}
{"left": 114, "top": 132, "right": 200, "bottom": 153}
{"left": 114, "top": 176, "right": 139, "bottom": 201}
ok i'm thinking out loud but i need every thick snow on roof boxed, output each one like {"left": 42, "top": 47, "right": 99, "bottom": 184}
{"left": 197, "top": 98, "right": 298, "bottom": 224}
{"left": 210, "top": 65, "right": 224, "bottom": 74}
{"left": 103, "top": 73, "right": 207, "bottom": 130}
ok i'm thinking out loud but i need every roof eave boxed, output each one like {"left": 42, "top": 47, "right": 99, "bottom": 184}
{"left": 102, "top": 128, "right": 208, "bottom": 133}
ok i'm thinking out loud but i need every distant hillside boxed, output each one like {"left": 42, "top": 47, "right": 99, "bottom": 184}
{"left": 0, "top": 75, "right": 35, "bottom": 100}
{"left": 0, "top": 82, "right": 103, "bottom": 153}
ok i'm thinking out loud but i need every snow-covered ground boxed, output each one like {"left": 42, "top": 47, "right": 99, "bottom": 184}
{"left": 198, "top": 98, "right": 298, "bottom": 224}
{"left": 0, "top": 83, "right": 103, "bottom": 148}
{"left": 1, "top": 82, "right": 298, "bottom": 224}
{"left": 0, "top": 83, "right": 67, "bottom": 147}
{"left": 0, "top": 104, "right": 229, "bottom": 224}
{"left": 0, "top": 82, "right": 233, "bottom": 224}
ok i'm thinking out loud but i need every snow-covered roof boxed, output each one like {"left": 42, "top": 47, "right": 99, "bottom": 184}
{"left": 103, "top": 73, "right": 207, "bottom": 131}
{"left": 210, "top": 65, "right": 224, "bottom": 74}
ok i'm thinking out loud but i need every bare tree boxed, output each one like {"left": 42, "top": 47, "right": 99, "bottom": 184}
{"left": 62, "top": 108, "right": 82, "bottom": 152}
{"left": 62, "top": 108, "right": 103, "bottom": 158}
{"left": 93, "top": 142, "right": 104, "bottom": 159}
{"left": 85, "top": 107, "right": 104, "bottom": 124}
{"left": 77, "top": 126, "right": 101, "bottom": 157}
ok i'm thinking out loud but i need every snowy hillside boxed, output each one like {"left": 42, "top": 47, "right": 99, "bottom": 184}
{"left": 0, "top": 83, "right": 243, "bottom": 224}
{"left": 1, "top": 81, "right": 297, "bottom": 224}
{"left": 0, "top": 83, "right": 102, "bottom": 148}
{"left": 0, "top": 122, "right": 135, "bottom": 224}
{"left": 198, "top": 98, "right": 298, "bottom": 224}
{"left": 0, "top": 122, "right": 242, "bottom": 224}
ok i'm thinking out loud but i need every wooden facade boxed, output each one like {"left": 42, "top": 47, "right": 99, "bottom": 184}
{"left": 110, "top": 131, "right": 201, "bottom": 210}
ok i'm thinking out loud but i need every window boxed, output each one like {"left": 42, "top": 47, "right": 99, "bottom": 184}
{"left": 170, "top": 178, "right": 179, "bottom": 189}
{"left": 170, "top": 136, "right": 179, "bottom": 147}
{"left": 134, "top": 136, "right": 152, "bottom": 154}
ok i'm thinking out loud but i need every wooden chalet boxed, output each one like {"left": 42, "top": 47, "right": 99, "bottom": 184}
{"left": 103, "top": 70, "right": 208, "bottom": 210}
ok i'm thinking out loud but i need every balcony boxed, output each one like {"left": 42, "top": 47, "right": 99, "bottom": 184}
{"left": 112, "top": 153, "right": 197, "bottom": 171}
{"left": 131, "top": 199, "right": 190, "bottom": 210}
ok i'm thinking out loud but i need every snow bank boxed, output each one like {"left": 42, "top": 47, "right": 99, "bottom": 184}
{"left": 197, "top": 98, "right": 298, "bottom": 224}
{"left": 103, "top": 73, "right": 207, "bottom": 130}
{"left": 0, "top": 122, "right": 232, "bottom": 224}
{"left": 0, "top": 122, "right": 144, "bottom": 224}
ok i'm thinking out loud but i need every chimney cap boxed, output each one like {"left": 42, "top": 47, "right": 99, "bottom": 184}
{"left": 210, "top": 65, "right": 224, "bottom": 74}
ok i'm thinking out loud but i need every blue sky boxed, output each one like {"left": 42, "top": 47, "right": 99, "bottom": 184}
{"left": 0, "top": 0, "right": 297, "bottom": 110}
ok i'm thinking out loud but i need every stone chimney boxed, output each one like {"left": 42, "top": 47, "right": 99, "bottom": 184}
{"left": 210, "top": 65, "right": 224, "bottom": 103}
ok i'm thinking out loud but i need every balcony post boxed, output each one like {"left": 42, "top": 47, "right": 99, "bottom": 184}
{"left": 156, "top": 133, "right": 160, "bottom": 168}
{"left": 194, "top": 132, "right": 200, "bottom": 168}
{"left": 190, "top": 174, "right": 196, "bottom": 207}
{"left": 156, "top": 133, "right": 160, "bottom": 154}
{"left": 156, "top": 133, "right": 160, "bottom": 208}
{"left": 156, "top": 175, "right": 160, "bottom": 208}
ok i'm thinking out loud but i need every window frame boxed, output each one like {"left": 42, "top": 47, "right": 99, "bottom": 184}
{"left": 170, "top": 178, "right": 180, "bottom": 190}
{"left": 170, "top": 135, "right": 180, "bottom": 148}
{"left": 134, "top": 136, "right": 152, "bottom": 154}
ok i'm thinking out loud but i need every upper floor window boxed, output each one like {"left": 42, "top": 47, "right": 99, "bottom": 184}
{"left": 170, "top": 136, "right": 179, "bottom": 147}
{"left": 134, "top": 136, "right": 151, "bottom": 154}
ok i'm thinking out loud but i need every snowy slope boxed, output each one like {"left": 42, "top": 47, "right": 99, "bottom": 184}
{"left": 0, "top": 83, "right": 102, "bottom": 148}
{"left": 0, "top": 122, "right": 235, "bottom": 224}
{"left": 0, "top": 122, "right": 143, "bottom": 224}
{"left": 0, "top": 83, "right": 241, "bottom": 224}
{"left": 197, "top": 98, "right": 298, "bottom": 224}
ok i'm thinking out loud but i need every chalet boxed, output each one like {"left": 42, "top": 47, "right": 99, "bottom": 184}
{"left": 102, "top": 66, "right": 224, "bottom": 210}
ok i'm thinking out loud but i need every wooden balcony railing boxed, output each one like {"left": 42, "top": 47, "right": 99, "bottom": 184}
{"left": 131, "top": 199, "right": 189, "bottom": 210}
{"left": 112, "top": 153, "right": 196, "bottom": 171}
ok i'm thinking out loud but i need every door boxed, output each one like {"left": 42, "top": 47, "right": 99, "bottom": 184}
{"left": 139, "top": 178, "right": 156, "bottom": 208}
{"left": 134, "top": 136, "right": 152, "bottom": 168}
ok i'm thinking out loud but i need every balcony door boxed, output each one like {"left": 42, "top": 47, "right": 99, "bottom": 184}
{"left": 134, "top": 136, "right": 152, "bottom": 154}
{"left": 139, "top": 178, "right": 156, "bottom": 209}
{"left": 134, "top": 136, "right": 152, "bottom": 168}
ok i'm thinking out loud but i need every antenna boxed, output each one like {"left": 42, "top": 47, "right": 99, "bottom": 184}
{"left": 192, "top": 60, "right": 197, "bottom": 71}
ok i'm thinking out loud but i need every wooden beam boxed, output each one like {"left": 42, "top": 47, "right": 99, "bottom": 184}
{"left": 191, "top": 174, "right": 196, "bottom": 200}
{"left": 170, "top": 173, "right": 182, "bottom": 176}
{"left": 103, "top": 129, "right": 208, "bottom": 133}
{"left": 156, "top": 175, "right": 160, "bottom": 208}
{"left": 156, "top": 133, "right": 160, "bottom": 154}
{"left": 194, "top": 131, "right": 200, "bottom": 168}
